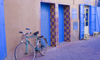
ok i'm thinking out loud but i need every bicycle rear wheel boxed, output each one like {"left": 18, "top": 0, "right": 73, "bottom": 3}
{"left": 14, "top": 42, "right": 35, "bottom": 60}
{"left": 38, "top": 37, "right": 48, "bottom": 56}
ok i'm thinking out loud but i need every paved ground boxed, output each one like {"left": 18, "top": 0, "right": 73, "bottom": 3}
{"left": 35, "top": 35, "right": 100, "bottom": 60}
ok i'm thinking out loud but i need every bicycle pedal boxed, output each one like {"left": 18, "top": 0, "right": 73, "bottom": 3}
{"left": 41, "top": 45, "right": 44, "bottom": 47}
{"left": 24, "top": 53, "right": 28, "bottom": 55}
{"left": 39, "top": 41, "right": 41, "bottom": 43}
{"left": 35, "top": 51, "right": 39, "bottom": 54}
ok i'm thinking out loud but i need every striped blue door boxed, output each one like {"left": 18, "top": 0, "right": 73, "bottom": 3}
{"left": 41, "top": 3, "right": 51, "bottom": 46}
{"left": 90, "top": 6, "right": 96, "bottom": 35}
{"left": 79, "top": 4, "right": 84, "bottom": 40}
{"left": 58, "top": 5, "right": 64, "bottom": 43}
{"left": 0, "top": 0, "right": 7, "bottom": 60}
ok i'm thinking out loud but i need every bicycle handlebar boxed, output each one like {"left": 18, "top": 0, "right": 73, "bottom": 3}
{"left": 19, "top": 28, "right": 32, "bottom": 36}
{"left": 26, "top": 28, "right": 32, "bottom": 34}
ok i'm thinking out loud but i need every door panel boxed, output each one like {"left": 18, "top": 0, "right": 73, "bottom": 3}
{"left": 96, "top": 7, "right": 100, "bottom": 32}
{"left": 90, "top": 6, "right": 96, "bottom": 35}
{"left": 58, "top": 5, "right": 64, "bottom": 43}
{"left": 41, "top": 3, "right": 50, "bottom": 46}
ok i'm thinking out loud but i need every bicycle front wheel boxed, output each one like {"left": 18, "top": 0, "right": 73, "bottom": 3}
{"left": 14, "top": 42, "right": 35, "bottom": 60}
{"left": 38, "top": 37, "right": 48, "bottom": 56}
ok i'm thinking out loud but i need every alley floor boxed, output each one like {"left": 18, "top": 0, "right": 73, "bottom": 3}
{"left": 35, "top": 35, "right": 100, "bottom": 60}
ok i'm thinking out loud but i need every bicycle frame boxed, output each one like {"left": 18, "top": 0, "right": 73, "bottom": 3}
{"left": 25, "top": 35, "right": 38, "bottom": 53}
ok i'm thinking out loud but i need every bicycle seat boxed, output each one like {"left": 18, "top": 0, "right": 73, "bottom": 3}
{"left": 33, "top": 31, "right": 39, "bottom": 35}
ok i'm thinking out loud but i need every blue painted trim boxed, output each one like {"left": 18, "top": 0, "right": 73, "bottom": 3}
{"left": 3, "top": 1, "right": 7, "bottom": 58}
{"left": 79, "top": 4, "right": 84, "bottom": 40}
{"left": 89, "top": 6, "right": 92, "bottom": 35}
{"left": 0, "top": 0, "right": 7, "bottom": 59}
{"left": 89, "top": 6, "right": 91, "bottom": 35}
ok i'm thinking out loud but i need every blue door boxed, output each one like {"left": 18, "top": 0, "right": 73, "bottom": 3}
{"left": 90, "top": 6, "right": 96, "bottom": 35}
{"left": 79, "top": 4, "right": 84, "bottom": 40}
{"left": 96, "top": 7, "right": 100, "bottom": 32}
{"left": 41, "top": 2, "right": 50, "bottom": 46}
{"left": 0, "top": 0, "right": 7, "bottom": 60}
{"left": 58, "top": 5, "right": 64, "bottom": 43}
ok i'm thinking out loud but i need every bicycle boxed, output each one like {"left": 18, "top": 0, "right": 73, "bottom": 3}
{"left": 14, "top": 28, "right": 48, "bottom": 60}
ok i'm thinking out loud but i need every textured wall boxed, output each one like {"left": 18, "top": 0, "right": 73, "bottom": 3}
{"left": 4, "top": 0, "right": 40, "bottom": 60}
{"left": 4, "top": 0, "right": 95, "bottom": 60}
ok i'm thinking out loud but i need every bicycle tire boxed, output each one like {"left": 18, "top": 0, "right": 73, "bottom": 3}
{"left": 38, "top": 37, "right": 48, "bottom": 56}
{"left": 14, "top": 42, "right": 35, "bottom": 60}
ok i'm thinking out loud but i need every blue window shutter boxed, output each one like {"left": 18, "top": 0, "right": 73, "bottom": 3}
{"left": 79, "top": 4, "right": 84, "bottom": 40}
{"left": 0, "top": 0, "right": 7, "bottom": 60}
{"left": 90, "top": 6, "right": 96, "bottom": 35}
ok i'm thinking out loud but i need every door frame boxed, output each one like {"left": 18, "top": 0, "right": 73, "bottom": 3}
{"left": 79, "top": 4, "right": 92, "bottom": 40}
{"left": 58, "top": 4, "right": 71, "bottom": 42}
{"left": 84, "top": 4, "right": 91, "bottom": 35}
